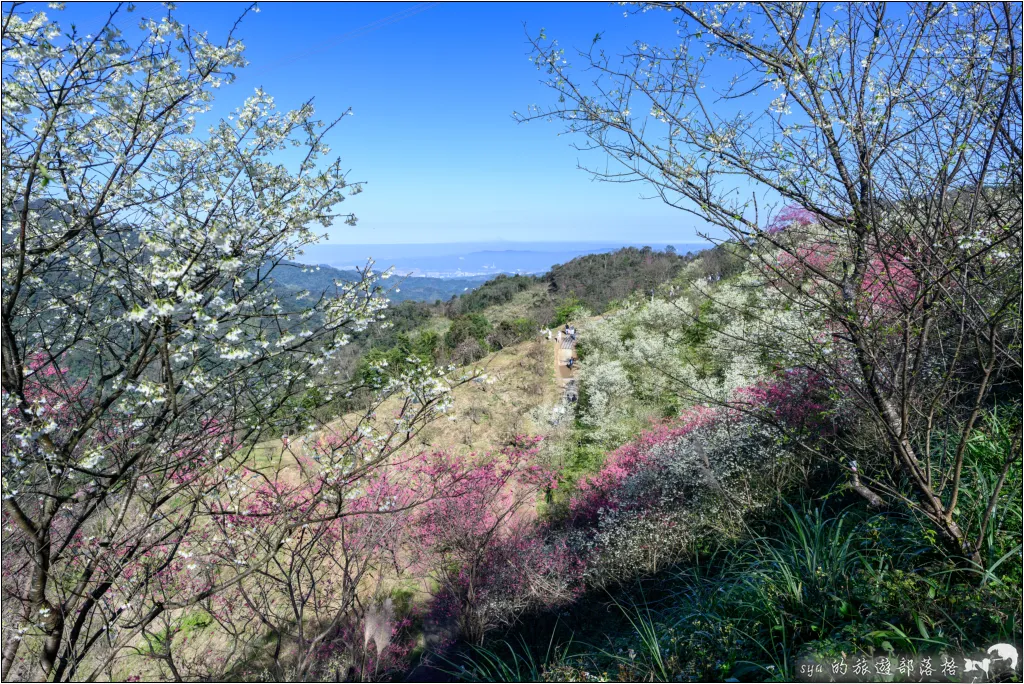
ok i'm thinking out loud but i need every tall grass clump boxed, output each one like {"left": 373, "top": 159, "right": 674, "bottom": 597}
{"left": 443, "top": 635, "right": 573, "bottom": 683}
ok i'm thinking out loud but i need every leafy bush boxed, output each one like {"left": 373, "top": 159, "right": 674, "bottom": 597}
{"left": 553, "top": 296, "right": 587, "bottom": 326}
{"left": 489, "top": 317, "right": 538, "bottom": 349}
{"left": 355, "top": 332, "right": 439, "bottom": 388}
{"left": 458, "top": 274, "right": 539, "bottom": 314}
{"left": 445, "top": 313, "right": 494, "bottom": 350}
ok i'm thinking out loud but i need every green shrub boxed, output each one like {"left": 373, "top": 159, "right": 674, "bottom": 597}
{"left": 490, "top": 317, "right": 537, "bottom": 348}
{"left": 462, "top": 480, "right": 1022, "bottom": 682}
{"left": 445, "top": 313, "right": 493, "bottom": 349}
{"left": 180, "top": 610, "right": 213, "bottom": 635}
{"left": 553, "top": 296, "right": 585, "bottom": 326}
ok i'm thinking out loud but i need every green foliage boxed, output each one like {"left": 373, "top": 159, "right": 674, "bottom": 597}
{"left": 681, "top": 299, "right": 717, "bottom": 347}
{"left": 490, "top": 317, "right": 538, "bottom": 349}
{"left": 179, "top": 610, "right": 213, "bottom": 635}
{"left": 552, "top": 437, "right": 607, "bottom": 506}
{"left": 445, "top": 313, "right": 493, "bottom": 350}
{"left": 445, "top": 636, "right": 572, "bottom": 682}
{"left": 945, "top": 408, "right": 1023, "bottom": 567}
{"left": 356, "top": 331, "right": 438, "bottom": 387}
{"left": 553, "top": 295, "right": 586, "bottom": 326}
{"left": 388, "top": 585, "right": 418, "bottom": 618}
{"left": 601, "top": 596, "right": 673, "bottom": 681}
{"left": 459, "top": 274, "right": 538, "bottom": 314}
{"left": 672, "top": 501, "right": 1017, "bottom": 679}
{"left": 461, "top": 464, "right": 1022, "bottom": 682}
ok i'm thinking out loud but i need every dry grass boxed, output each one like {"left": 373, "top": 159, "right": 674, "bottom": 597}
{"left": 256, "top": 336, "right": 565, "bottom": 468}
{"left": 104, "top": 336, "right": 574, "bottom": 681}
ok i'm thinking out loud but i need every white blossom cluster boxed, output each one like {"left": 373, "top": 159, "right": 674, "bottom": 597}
{"left": 576, "top": 264, "right": 817, "bottom": 445}
{"left": 0, "top": 7, "right": 452, "bottom": 677}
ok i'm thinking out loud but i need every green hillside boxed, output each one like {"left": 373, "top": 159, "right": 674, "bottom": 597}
{"left": 308, "top": 246, "right": 699, "bottom": 419}
{"left": 5, "top": 4, "right": 1018, "bottom": 682}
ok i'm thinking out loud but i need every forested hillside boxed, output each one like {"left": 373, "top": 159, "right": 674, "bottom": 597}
{"left": 2, "top": 3, "right": 1020, "bottom": 684}
{"left": 446, "top": 236, "right": 1021, "bottom": 682}
{"left": 297, "top": 245, "right": 696, "bottom": 419}
{"left": 454, "top": 245, "right": 696, "bottom": 317}
{"left": 267, "top": 261, "right": 490, "bottom": 303}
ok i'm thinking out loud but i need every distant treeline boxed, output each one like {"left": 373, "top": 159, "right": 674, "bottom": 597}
{"left": 267, "top": 261, "right": 490, "bottom": 303}
{"left": 342, "top": 246, "right": 718, "bottom": 391}
{"left": 458, "top": 244, "right": 705, "bottom": 317}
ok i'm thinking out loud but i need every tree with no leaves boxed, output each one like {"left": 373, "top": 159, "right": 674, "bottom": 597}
{"left": 519, "top": 2, "right": 1022, "bottom": 564}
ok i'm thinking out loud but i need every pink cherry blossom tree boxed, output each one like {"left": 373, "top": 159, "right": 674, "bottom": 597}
{"left": 410, "top": 438, "right": 582, "bottom": 644}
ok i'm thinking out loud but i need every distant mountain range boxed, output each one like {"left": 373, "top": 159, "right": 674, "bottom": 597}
{"left": 296, "top": 241, "right": 711, "bottom": 278}
{"left": 268, "top": 262, "right": 491, "bottom": 303}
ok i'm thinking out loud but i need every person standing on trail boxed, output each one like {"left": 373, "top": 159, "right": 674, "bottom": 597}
{"left": 556, "top": 330, "right": 562, "bottom": 343}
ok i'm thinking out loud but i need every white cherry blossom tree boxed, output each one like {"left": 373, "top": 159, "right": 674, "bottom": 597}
{"left": 1, "top": 4, "right": 452, "bottom": 679}
{"left": 520, "top": 2, "right": 1022, "bottom": 563}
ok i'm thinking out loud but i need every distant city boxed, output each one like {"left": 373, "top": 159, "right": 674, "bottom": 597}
{"left": 297, "top": 240, "right": 712, "bottom": 279}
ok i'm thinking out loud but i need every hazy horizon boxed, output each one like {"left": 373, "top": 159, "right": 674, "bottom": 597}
{"left": 297, "top": 239, "right": 712, "bottom": 278}
{"left": 302, "top": 237, "right": 709, "bottom": 245}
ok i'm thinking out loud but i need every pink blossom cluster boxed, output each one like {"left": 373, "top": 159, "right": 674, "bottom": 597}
{"left": 408, "top": 437, "right": 583, "bottom": 641}
{"left": 772, "top": 235, "right": 921, "bottom": 320}
{"left": 765, "top": 205, "right": 818, "bottom": 235}
{"left": 860, "top": 251, "right": 919, "bottom": 316}
{"left": 734, "top": 368, "right": 837, "bottom": 436}
{"left": 569, "top": 370, "right": 836, "bottom": 526}
{"left": 569, "top": 404, "right": 720, "bottom": 523}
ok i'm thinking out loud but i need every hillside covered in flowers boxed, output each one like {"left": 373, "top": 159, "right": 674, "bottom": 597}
{"left": 2, "top": 2, "right": 1021, "bottom": 683}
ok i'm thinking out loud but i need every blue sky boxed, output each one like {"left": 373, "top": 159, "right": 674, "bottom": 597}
{"left": 31, "top": 2, "right": 725, "bottom": 245}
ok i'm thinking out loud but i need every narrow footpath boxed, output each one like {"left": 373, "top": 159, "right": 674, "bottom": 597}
{"left": 552, "top": 327, "right": 578, "bottom": 404}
